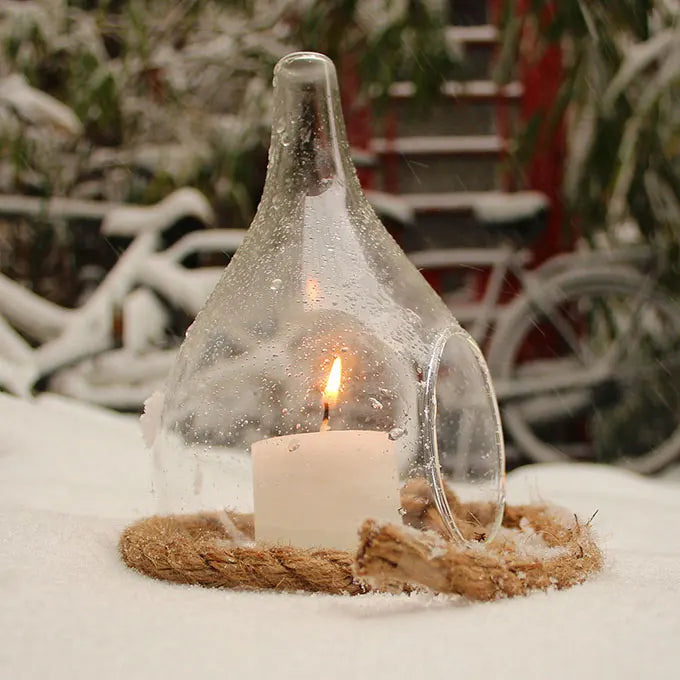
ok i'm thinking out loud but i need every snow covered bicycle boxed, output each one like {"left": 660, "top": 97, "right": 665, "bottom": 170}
{"left": 0, "top": 187, "right": 414, "bottom": 407}
{"left": 0, "top": 189, "right": 246, "bottom": 406}
{"left": 410, "top": 193, "right": 680, "bottom": 474}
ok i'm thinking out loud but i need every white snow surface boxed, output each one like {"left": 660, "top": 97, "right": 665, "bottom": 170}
{"left": 1, "top": 393, "right": 679, "bottom": 679}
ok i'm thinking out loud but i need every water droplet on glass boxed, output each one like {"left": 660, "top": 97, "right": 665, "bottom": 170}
{"left": 369, "top": 397, "right": 383, "bottom": 410}
{"left": 288, "top": 440, "right": 300, "bottom": 452}
{"left": 388, "top": 426, "right": 407, "bottom": 441}
{"left": 270, "top": 278, "right": 282, "bottom": 291}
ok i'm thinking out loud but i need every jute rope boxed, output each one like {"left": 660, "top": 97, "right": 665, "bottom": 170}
{"left": 120, "top": 480, "right": 602, "bottom": 600}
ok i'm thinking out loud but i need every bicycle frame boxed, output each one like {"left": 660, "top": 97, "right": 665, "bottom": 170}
{"left": 410, "top": 241, "right": 660, "bottom": 404}
{"left": 0, "top": 190, "right": 228, "bottom": 396}
{"left": 410, "top": 243, "right": 532, "bottom": 344}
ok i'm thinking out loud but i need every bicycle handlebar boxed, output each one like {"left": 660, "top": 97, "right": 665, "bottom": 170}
{"left": 101, "top": 188, "right": 214, "bottom": 236}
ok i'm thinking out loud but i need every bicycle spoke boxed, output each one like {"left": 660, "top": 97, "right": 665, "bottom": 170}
{"left": 597, "top": 274, "right": 658, "bottom": 368}
{"left": 529, "top": 292, "right": 595, "bottom": 365}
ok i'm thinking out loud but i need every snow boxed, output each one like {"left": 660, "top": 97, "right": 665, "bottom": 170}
{"left": 388, "top": 79, "right": 523, "bottom": 99}
{"left": 0, "top": 188, "right": 232, "bottom": 404}
{"left": 472, "top": 191, "right": 549, "bottom": 223}
{"left": 371, "top": 135, "right": 504, "bottom": 155}
{"left": 122, "top": 288, "right": 169, "bottom": 352}
{"left": 100, "top": 187, "right": 214, "bottom": 236}
{"left": 47, "top": 351, "right": 174, "bottom": 410}
{"left": 365, "top": 189, "right": 415, "bottom": 226}
{"left": 401, "top": 190, "right": 501, "bottom": 212}
{"left": 0, "top": 75, "right": 83, "bottom": 137}
{"left": 445, "top": 24, "right": 499, "bottom": 45}
{"left": 603, "top": 28, "right": 676, "bottom": 112}
{"left": 0, "top": 193, "right": 119, "bottom": 222}
{"left": 0, "top": 314, "right": 37, "bottom": 397}
{"left": 1, "top": 392, "right": 679, "bottom": 679}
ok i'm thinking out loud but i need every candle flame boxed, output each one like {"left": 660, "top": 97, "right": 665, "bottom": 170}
{"left": 324, "top": 357, "right": 342, "bottom": 405}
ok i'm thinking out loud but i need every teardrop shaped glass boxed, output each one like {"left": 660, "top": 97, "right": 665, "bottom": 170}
{"left": 153, "top": 52, "right": 505, "bottom": 549}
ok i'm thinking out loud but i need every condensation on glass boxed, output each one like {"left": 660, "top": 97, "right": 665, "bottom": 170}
{"left": 153, "top": 52, "right": 506, "bottom": 546}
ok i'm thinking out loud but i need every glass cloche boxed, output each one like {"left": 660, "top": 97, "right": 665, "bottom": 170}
{"left": 152, "top": 52, "right": 505, "bottom": 551}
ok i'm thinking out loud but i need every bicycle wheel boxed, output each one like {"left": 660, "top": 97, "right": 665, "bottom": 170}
{"left": 487, "top": 267, "right": 680, "bottom": 474}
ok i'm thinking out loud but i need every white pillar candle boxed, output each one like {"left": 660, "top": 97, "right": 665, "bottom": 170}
{"left": 252, "top": 429, "right": 401, "bottom": 551}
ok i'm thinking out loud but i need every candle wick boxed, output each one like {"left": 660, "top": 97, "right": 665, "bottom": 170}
{"left": 321, "top": 401, "right": 330, "bottom": 432}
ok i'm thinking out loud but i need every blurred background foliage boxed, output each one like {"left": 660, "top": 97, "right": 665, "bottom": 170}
{"left": 2, "top": 0, "right": 679, "bottom": 295}
{"left": 0, "top": 0, "right": 457, "bottom": 227}
{"left": 495, "top": 0, "right": 680, "bottom": 281}
{"left": 0, "top": 0, "right": 460, "bottom": 304}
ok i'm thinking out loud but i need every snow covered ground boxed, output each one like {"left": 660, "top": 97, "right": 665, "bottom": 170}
{"left": 1, "top": 393, "right": 679, "bottom": 679}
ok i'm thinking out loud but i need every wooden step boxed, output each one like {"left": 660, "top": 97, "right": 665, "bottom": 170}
{"left": 371, "top": 135, "right": 505, "bottom": 156}
{"left": 445, "top": 24, "right": 500, "bottom": 80}
{"left": 376, "top": 157, "right": 500, "bottom": 194}
{"left": 402, "top": 191, "right": 494, "bottom": 213}
{"left": 403, "top": 191, "right": 533, "bottom": 250}
{"left": 445, "top": 25, "right": 499, "bottom": 46}
{"left": 371, "top": 135, "right": 503, "bottom": 193}
{"left": 377, "top": 102, "right": 515, "bottom": 138}
{"left": 379, "top": 81, "right": 521, "bottom": 137}
{"left": 388, "top": 80, "right": 522, "bottom": 100}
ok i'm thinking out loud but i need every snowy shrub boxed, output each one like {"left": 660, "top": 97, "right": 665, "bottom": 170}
{"left": 0, "top": 0, "right": 456, "bottom": 304}
{"left": 496, "top": 0, "right": 680, "bottom": 268}
{"left": 0, "top": 0, "right": 457, "bottom": 227}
